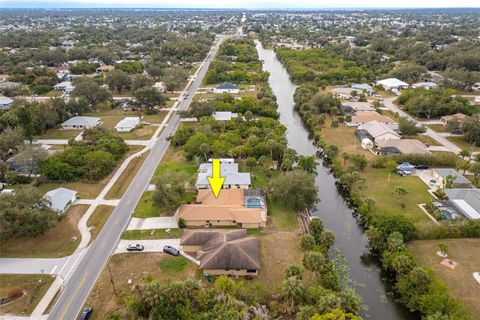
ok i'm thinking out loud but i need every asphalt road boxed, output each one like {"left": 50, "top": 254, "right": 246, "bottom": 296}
{"left": 48, "top": 36, "right": 225, "bottom": 320}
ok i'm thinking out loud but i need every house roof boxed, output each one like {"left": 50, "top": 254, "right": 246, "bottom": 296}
{"left": 377, "top": 139, "right": 430, "bottom": 155}
{"left": 115, "top": 117, "right": 140, "bottom": 129}
{"left": 177, "top": 205, "right": 264, "bottom": 224}
{"left": 358, "top": 121, "right": 400, "bottom": 139}
{"left": 196, "top": 162, "right": 251, "bottom": 186}
{"left": 43, "top": 187, "right": 77, "bottom": 212}
{"left": 412, "top": 82, "right": 438, "bottom": 89}
{"left": 62, "top": 116, "right": 101, "bottom": 127}
{"left": 0, "top": 95, "right": 13, "bottom": 105}
{"left": 440, "top": 113, "right": 468, "bottom": 122}
{"left": 376, "top": 78, "right": 409, "bottom": 88}
{"left": 54, "top": 81, "right": 74, "bottom": 89}
{"left": 96, "top": 65, "right": 115, "bottom": 71}
{"left": 352, "top": 83, "right": 373, "bottom": 92}
{"left": 196, "top": 189, "right": 244, "bottom": 206}
{"left": 180, "top": 229, "right": 260, "bottom": 271}
{"left": 341, "top": 101, "right": 375, "bottom": 112}
{"left": 213, "top": 111, "right": 238, "bottom": 121}
{"left": 443, "top": 189, "right": 480, "bottom": 220}
{"left": 434, "top": 169, "right": 472, "bottom": 185}
{"left": 351, "top": 112, "right": 395, "bottom": 124}
{"left": 216, "top": 82, "right": 239, "bottom": 90}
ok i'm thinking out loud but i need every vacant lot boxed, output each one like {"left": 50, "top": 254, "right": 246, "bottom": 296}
{"left": 0, "top": 205, "right": 87, "bottom": 258}
{"left": 87, "top": 205, "right": 114, "bottom": 241}
{"left": 0, "top": 275, "right": 54, "bottom": 316}
{"left": 151, "top": 146, "right": 197, "bottom": 183}
{"left": 409, "top": 238, "right": 480, "bottom": 319}
{"left": 105, "top": 150, "right": 150, "bottom": 199}
{"left": 426, "top": 124, "right": 448, "bottom": 133}
{"left": 320, "top": 120, "right": 374, "bottom": 159}
{"left": 39, "top": 128, "right": 82, "bottom": 140}
{"left": 117, "top": 125, "right": 158, "bottom": 140}
{"left": 362, "top": 168, "right": 434, "bottom": 227}
{"left": 446, "top": 136, "right": 479, "bottom": 152}
{"left": 268, "top": 200, "right": 298, "bottom": 231}
{"left": 406, "top": 134, "right": 441, "bottom": 146}
{"left": 85, "top": 253, "right": 196, "bottom": 320}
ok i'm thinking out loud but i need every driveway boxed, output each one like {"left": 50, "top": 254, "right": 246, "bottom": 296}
{"left": 114, "top": 239, "right": 180, "bottom": 254}
{"left": 127, "top": 217, "right": 178, "bottom": 230}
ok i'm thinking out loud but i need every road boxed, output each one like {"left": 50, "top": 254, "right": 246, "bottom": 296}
{"left": 47, "top": 35, "right": 226, "bottom": 320}
{"left": 382, "top": 97, "right": 462, "bottom": 154}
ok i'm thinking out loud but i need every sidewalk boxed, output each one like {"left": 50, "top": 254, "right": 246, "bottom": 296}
{"left": 127, "top": 217, "right": 178, "bottom": 230}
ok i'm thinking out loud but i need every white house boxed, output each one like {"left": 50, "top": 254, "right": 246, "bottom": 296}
{"left": 0, "top": 96, "right": 14, "bottom": 110}
{"left": 352, "top": 83, "right": 374, "bottom": 95}
{"left": 375, "top": 78, "right": 409, "bottom": 91}
{"left": 213, "top": 111, "right": 238, "bottom": 121}
{"left": 54, "top": 81, "right": 74, "bottom": 93}
{"left": 357, "top": 121, "right": 401, "bottom": 144}
{"left": 43, "top": 187, "right": 78, "bottom": 213}
{"left": 412, "top": 82, "right": 438, "bottom": 90}
{"left": 61, "top": 116, "right": 102, "bottom": 130}
{"left": 196, "top": 162, "right": 251, "bottom": 190}
{"left": 214, "top": 82, "right": 240, "bottom": 94}
{"left": 153, "top": 81, "right": 166, "bottom": 92}
{"left": 115, "top": 117, "right": 140, "bottom": 132}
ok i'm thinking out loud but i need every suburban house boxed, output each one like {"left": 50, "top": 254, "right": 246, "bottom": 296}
{"left": 43, "top": 187, "right": 78, "bottom": 213}
{"left": 213, "top": 82, "right": 240, "bottom": 94}
{"left": 96, "top": 65, "right": 115, "bottom": 73}
{"left": 351, "top": 83, "right": 374, "bottom": 95}
{"left": 0, "top": 95, "right": 14, "bottom": 110}
{"left": 375, "top": 78, "right": 409, "bottom": 91}
{"left": 377, "top": 139, "right": 431, "bottom": 155}
{"left": 115, "top": 117, "right": 140, "bottom": 132}
{"left": 53, "top": 81, "right": 74, "bottom": 93}
{"left": 412, "top": 82, "right": 438, "bottom": 89}
{"left": 330, "top": 87, "right": 355, "bottom": 99}
{"left": 180, "top": 229, "right": 260, "bottom": 277}
{"left": 196, "top": 161, "right": 251, "bottom": 190}
{"left": 61, "top": 116, "right": 102, "bottom": 130}
{"left": 341, "top": 101, "right": 375, "bottom": 114}
{"left": 212, "top": 111, "right": 238, "bottom": 121}
{"left": 153, "top": 81, "right": 166, "bottom": 92}
{"left": 440, "top": 189, "right": 480, "bottom": 220}
{"left": 432, "top": 169, "right": 474, "bottom": 189}
{"left": 349, "top": 111, "right": 396, "bottom": 127}
{"left": 440, "top": 113, "right": 468, "bottom": 127}
{"left": 356, "top": 121, "right": 400, "bottom": 144}
{"left": 177, "top": 189, "right": 267, "bottom": 228}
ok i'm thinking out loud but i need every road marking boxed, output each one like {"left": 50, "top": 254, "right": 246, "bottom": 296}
{"left": 50, "top": 265, "right": 58, "bottom": 275}
{"left": 60, "top": 272, "right": 89, "bottom": 319}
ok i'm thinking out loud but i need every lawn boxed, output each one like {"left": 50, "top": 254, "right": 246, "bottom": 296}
{"left": 87, "top": 205, "right": 114, "bottom": 241}
{"left": 133, "top": 191, "right": 196, "bottom": 218}
{"left": 121, "top": 229, "right": 183, "bottom": 240}
{"left": 268, "top": 199, "right": 299, "bottom": 231}
{"left": 39, "top": 128, "right": 82, "bottom": 140}
{"left": 0, "top": 275, "right": 54, "bottom": 316}
{"left": 320, "top": 120, "right": 374, "bottom": 159}
{"left": 426, "top": 124, "right": 448, "bottom": 133}
{"left": 105, "top": 150, "right": 150, "bottom": 199}
{"left": 446, "top": 136, "right": 479, "bottom": 152}
{"left": 254, "top": 232, "right": 314, "bottom": 291}
{"left": 84, "top": 253, "right": 196, "bottom": 320}
{"left": 116, "top": 125, "right": 158, "bottom": 140}
{"left": 408, "top": 238, "right": 480, "bottom": 319}
{"left": 86, "top": 109, "right": 168, "bottom": 128}
{"left": 406, "top": 134, "right": 441, "bottom": 147}
{"left": 0, "top": 205, "right": 87, "bottom": 258}
{"left": 151, "top": 146, "right": 197, "bottom": 183}
{"left": 362, "top": 168, "right": 434, "bottom": 227}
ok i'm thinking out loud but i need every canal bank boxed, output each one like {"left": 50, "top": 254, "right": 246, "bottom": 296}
{"left": 256, "top": 40, "right": 413, "bottom": 320}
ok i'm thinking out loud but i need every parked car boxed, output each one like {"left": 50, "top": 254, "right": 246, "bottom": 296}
{"left": 397, "top": 170, "right": 414, "bottom": 176}
{"left": 415, "top": 164, "right": 429, "bottom": 170}
{"left": 163, "top": 245, "right": 180, "bottom": 256}
{"left": 79, "top": 307, "right": 93, "bottom": 320}
{"left": 126, "top": 244, "right": 144, "bottom": 252}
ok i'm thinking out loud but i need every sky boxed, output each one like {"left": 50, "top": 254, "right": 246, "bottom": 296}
{"left": 1, "top": 0, "right": 480, "bottom": 8}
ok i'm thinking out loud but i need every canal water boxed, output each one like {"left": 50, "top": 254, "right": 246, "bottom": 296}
{"left": 256, "top": 40, "right": 413, "bottom": 320}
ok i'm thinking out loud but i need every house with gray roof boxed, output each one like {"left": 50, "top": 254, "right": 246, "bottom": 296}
{"left": 352, "top": 83, "right": 374, "bottom": 95}
{"left": 196, "top": 162, "right": 251, "bottom": 189}
{"left": 0, "top": 96, "right": 13, "bottom": 110}
{"left": 180, "top": 229, "right": 260, "bottom": 277}
{"left": 212, "top": 111, "right": 238, "bottom": 121}
{"left": 213, "top": 82, "right": 240, "bottom": 94}
{"left": 432, "top": 169, "right": 474, "bottom": 189}
{"left": 61, "top": 116, "right": 102, "bottom": 130}
{"left": 43, "top": 187, "right": 78, "bottom": 213}
{"left": 115, "top": 116, "right": 140, "bottom": 132}
{"left": 443, "top": 189, "right": 480, "bottom": 220}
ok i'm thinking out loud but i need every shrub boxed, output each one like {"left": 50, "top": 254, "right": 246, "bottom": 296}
{"left": 7, "top": 287, "right": 23, "bottom": 299}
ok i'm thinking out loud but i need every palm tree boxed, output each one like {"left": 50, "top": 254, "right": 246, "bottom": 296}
{"left": 198, "top": 143, "right": 210, "bottom": 162}
{"left": 282, "top": 276, "right": 305, "bottom": 311}
{"left": 459, "top": 149, "right": 471, "bottom": 160}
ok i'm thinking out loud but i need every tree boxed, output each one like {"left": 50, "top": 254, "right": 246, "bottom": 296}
{"left": 459, "top": 149, "right": 471, "bottom": 160}
{"left": 268, "top": 170, "right": 319, "bottom": 211}
{"left": 134, "top": 86, "right": 166, "bottom": 112}
{"left": 189, "top": 101, "right": 214, "bottom": 120}
{"left": 320, "top": 230, "right": 336, "bottom": 250}
{"left": 285, "top": 264, "right": 303, "bottom": 280}
{"left": 131, "top": 74, "right": 154, "bottom": 91}
{"left": 300, "top": 234, "right": 316, "bottom": 251}
{"left": 246, "top": 156, "right": 256, "bottom": 170}
{"left": 0, "top": 127, "right": 24, "bottom": 160}
{"left": 399, "top": 117, "right": 426, "bottom": 136}
{"left": 72, "top": 77, "right": 111, "bottom": 107}
{"left": 106, "top": 70, "right": 131, "bottom": 92}
{"left": 462, "top": 114, "right": 480, "bottom": 144}
{"left": 394, "top": 186, "right": 408, "bottom": 200}
{"left": 310, "top": 308, "right": 362, "bottom": 320}
{"left": 152, "top": 171, "right": 188, "bottom": 211}
{"left": 198, "top": 143, "right": 210, "bottom": 161}
{"left": 282, "top": 276, "right": 305, "bottom": 310}
{"left": 309, "top": 218, "right": 324, "bottom": 244}
{"left": 0, "top": 185, "right": 57, "bottom": 240}
{"left": 244, "top": 110, "right": 253, "bottom": 121}
{"left": 470, "top": 162, "right": 480, "bottom": 183}
{"left": 298, "top": 155, "right": 317, "bottom": 173}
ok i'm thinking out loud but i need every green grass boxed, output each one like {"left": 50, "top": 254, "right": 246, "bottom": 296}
{"left": 133, "top": 191, "right": 196, "bottom": 218}
{"left": 152, "top": 160, "right": 197, "bottom": 183}
{"left": 426, "top": 124, "right": 448, "bottom": 133}
{"left": 87, "top": 205, "right": 114, "bottom": 241}
{"left": 39, "top": 128, "right": 82, "bottom": 140}
{"left": 122, "top": 229, "right": 183, "bottom": 240}
{"left": 362, "top": 168, "right": 434, "bottom": 226}
{"left": 45, "top": 90, "right": 63, "bottom": 97}
{"left": 405, "top": 134, "right": 441, "bottom": 146}
{"left": 158, "top": 256, "right": 189, "bottom": 272}
{"left": 268, "top": 199, "right": 298, "bottom": 231}
{"left": 446, "top": 136, "right": 479, "bottom": 152}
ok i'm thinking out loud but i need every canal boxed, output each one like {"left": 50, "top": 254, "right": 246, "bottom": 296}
{"left": 256, "top": 40, "right": 413, "bottom": 320}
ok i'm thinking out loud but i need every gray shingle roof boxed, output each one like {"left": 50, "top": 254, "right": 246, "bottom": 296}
{"left": 434, "top": 169, "right": 472, "bottom": 185}
{"left": 62, "top": 116, "right": 101, "bottom": 127}
{"left": 43, "top": 187, "right": 77, "bottom": 212}
{"left": 216, "top": 82, "right": 240, "bottom": 90}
